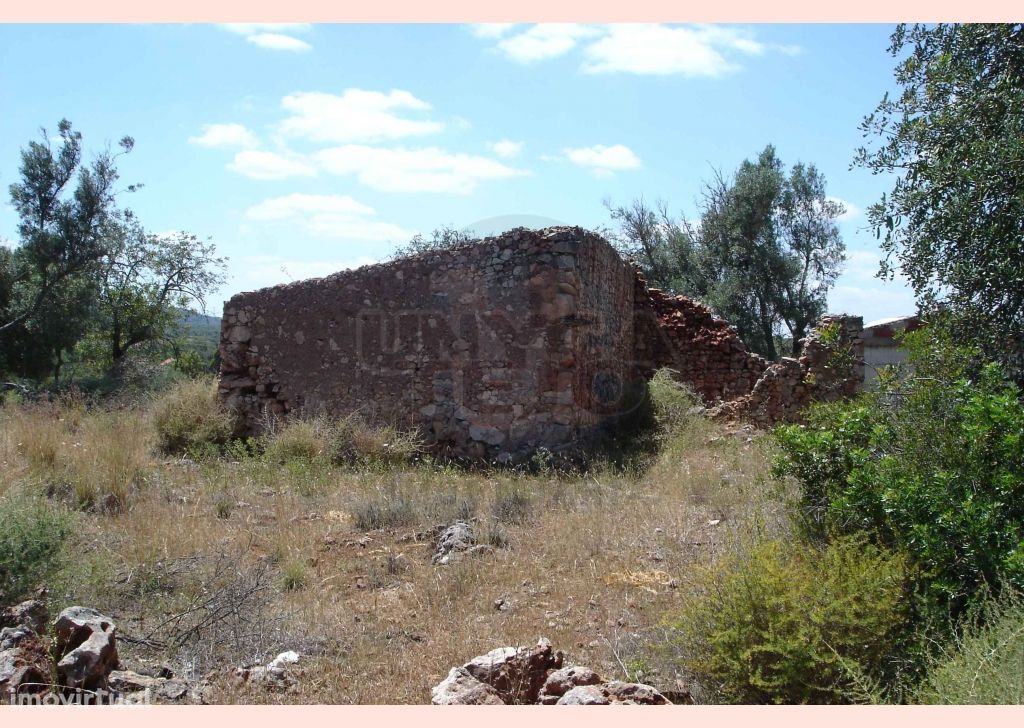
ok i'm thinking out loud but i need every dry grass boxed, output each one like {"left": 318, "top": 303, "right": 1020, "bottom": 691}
{"left": 0, "top": 393, "right": 786, "bottom": 704}
{"left": 1, "top": 402, "right": 154, "bottom": 510}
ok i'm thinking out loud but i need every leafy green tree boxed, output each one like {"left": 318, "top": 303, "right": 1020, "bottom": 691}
{"left": 90, "top": 217, "right": 226, "bottom": 369}
{"left": 609, "top": 145, "right": 845, "bottom": 359}
{"left": 27, "top": 273, "right": 97, "bottom": 384}
{"left": 2, "top": 119, "right": 225, "bottom": 383}
{"left": 391, "top": 224, "right": 474, "bottom": 260}
{"left": 1, "top": 120, "right": 133, "bottom": 339}
{"left": 774, "top": 330, "right": 1024, "bottom": 621}
{"left": 855, "top": 23, "right": 1024, "bottom": 374}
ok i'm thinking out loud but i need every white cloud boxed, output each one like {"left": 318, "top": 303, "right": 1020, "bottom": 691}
{"left": 564, "top": 144, "right": 642, "bottom": 176}
{"left": 491, "top": 139, "right": 523, "bottom": 158}
{"left": 828, "top": 197, "right": 861, "bottom": 222}
{"left": 228, "top": 150, "right": 317, "bottom": 180}
{"left": 188, "top": 123, "right": 259, "bottom": 149}
{"left": 278, "top": 89, "right": 443, "bottom": 144}
{"left": 218, "top": 24, "right": 313, "bottom": 53}
{"left": 828, "top": 246, "right": 916, "bottom": 322}
{"left": 315, "top": 145, "right": 527, "bottom": 194}
{"left": 245, "top": 193, "right": 411, "bottom": 242}
{"left": 218, "top": 23, "right": 312, "bottom": 36}
{"left": 471, "top": 23, "right": 802, "bottom": 77}
{"left": 198, "top": 88, "right": 527, "bottom": 196}
{"left": 245, "top": 193, "right": 374, "bottom": 221}
{"left": 497, "top": 24, "right": 601, "bottom": 63}
{"left": 842, "top": 249, "right": 887, "bottom": 279}
{"left": 468, "top": 23, "right": 519, "bottom": 39}
{"left": 246, "top": 33, "right": 312, "bottom": 52}
{"left": 829, "top": 283, "right": 917, "bottom": 322}
{"left": 582, "top": 24, "right": 765, "bottom": 77}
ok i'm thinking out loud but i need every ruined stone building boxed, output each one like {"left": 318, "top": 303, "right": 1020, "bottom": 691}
{"left": 219, "top": 227, "right": 863, "bottom": 461}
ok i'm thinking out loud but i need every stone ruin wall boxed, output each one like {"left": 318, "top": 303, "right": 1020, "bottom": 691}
{"left": 219, "top": 227, "right": 636, "bottom": 462}
{"left": 220, "top": 226, "right": 864, "bottom": 460}
{"left": 712, "top": 314, "right": 864, "bottom": 426}
{"left": 632, "top": 272, "right": 769, "bottom": 402}
{"left": 632, "top": 274, "right": 864, "bottom": 426}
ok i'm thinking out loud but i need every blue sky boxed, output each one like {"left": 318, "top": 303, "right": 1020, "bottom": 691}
{"left": 0, "top": 23, "right": 914, "bottom": 324}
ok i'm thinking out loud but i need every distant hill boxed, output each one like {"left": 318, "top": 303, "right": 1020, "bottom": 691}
{"left": 176, "top": 308, "right": 221, "bottom": 363}
{"left": 180, "top": 308, "right": 221, "bottom": 332}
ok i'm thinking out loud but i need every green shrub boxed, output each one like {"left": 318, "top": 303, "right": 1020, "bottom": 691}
{"left": 774, "top": 332, "right": 1024, "bottom": 619}
{"left": 264, "top": 418, "right": 332, "bottom": 464}
{"left": 152, "top": 377, "right": 234, "bottom": 455}
{"left": 350, "top": 492, "right": 416, "bottom": 531}
{"left": 669, "top": 536, "right": 911, "bottom": 704}
{"left": 172, "top": 350, "right": 208, "bottom": 378}
{"left": 491, "top": 485, "right": 533, "bottom": 525}
{"left": 915, "top": 591, "right": 1024, "bottom": 704}
{"left": 278, "top": 560, "right": 308, "bottom": 592}
{"left": 648, "top": 368, "right": 702, "bottom": 439}
{"left": 330, "top": 416, "right": 420, "bottom": 468}
{"left": 0, "top": 494, "right": 74, "bottom": 606}
{"left": 590, "top": 369, "right": 703, "bottom": 473}
{"left": 263, "top": 414, "right": 420, "bottom": 468}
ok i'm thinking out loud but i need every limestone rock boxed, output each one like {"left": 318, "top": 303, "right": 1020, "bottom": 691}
{"left": 267, "top": 650, "right": 300, "bottom": 674}
{"left": 54, "top": 607, "right": 119, "bottom": 691}
{"left": 430, "top": 638, "right": 669, "bottom": 706}
{"left": 538, "top": 665, "right": 603, "bottom": 704}
{"left": 556, "top": 685, "right": 610, "bottom": 705}
{"left": 0, "top": 599, "right": 49, "bottom": 634}
{"left": 430, "top": 666, "right": 504, "bottom": 705}
{"left": 462, "top": 637, "right": 563, "bottom": 703}
{"left": 601, "top": 680, "right": 670, "bottom": 705}
{"left": 234, "top": 650, "right": 302, "bottom": 691}
{"left": 431, "top": 522, "right": 475, "bottom": 565}
{"left": 0, "top": 625, "right": 51, "bottom": 698}
{"left": 108, "top": 670, "right": 191, "bottom": 703}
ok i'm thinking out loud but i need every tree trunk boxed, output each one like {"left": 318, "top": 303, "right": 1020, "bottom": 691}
{"left": 791, "top": 322, "right": 808, "bottom": 357}
{"left": 757, "top": 297, "right": 779, "bottom": 360}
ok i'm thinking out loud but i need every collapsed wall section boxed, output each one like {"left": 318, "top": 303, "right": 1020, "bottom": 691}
{"left": 632, "top": 270, "right": 864, "bottom": 425}
{"left": 219, "top": 227, "right": 638, "bottom": 461}
{"left": 712, "top": 314, "right": 865, "bottom": 426}
{"left": 632, "top": 272, "right": 769, "bottom": 402}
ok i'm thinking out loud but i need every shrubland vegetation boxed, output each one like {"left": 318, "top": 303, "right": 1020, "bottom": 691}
{"left": 0, "top": 119, "right": 225, "bottom": 388}
{"left": 1, "top": 372, "right": 787, "bottom": 702}
{"left": 663, "top": 22, "right": 1024, "bottom": 704}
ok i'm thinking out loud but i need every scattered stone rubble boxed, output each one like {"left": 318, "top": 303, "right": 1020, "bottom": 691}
{"left": 0, "top": 599, "right": 51, "bottom": 700}
{"left": 1, "top": 597, "right": 310, "bottom": 704}
{"left": 431, "top": 521, "right": 496, "bottom": 565}
{"left": 221, "top": 226, "right": 865, "bottom": 462}
{"left": 0, "top": 601, "right": 204, "bottom": 704}
{"left": 711, "top": 314, "right": 864, "bottom": 426}
{"left": 234, "top": 650, "right": 302, "bottom": 691}
{"left": 431, "top": 638, "right": 669, "bottom": 705}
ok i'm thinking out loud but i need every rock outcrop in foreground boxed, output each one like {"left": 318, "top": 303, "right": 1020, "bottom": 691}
{"left": 431, "top": 638, "right": 670, "bottom": 705}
